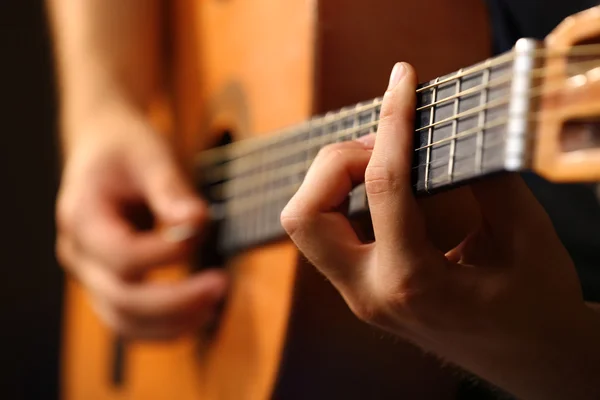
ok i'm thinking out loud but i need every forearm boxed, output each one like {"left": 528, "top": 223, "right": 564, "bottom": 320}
{"left": 45, "top": 0, "right": 163, "bottom": 142}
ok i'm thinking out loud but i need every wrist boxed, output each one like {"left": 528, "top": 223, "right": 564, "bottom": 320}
{"left": 59, "top": 93, "right": 149, "bottom": 158}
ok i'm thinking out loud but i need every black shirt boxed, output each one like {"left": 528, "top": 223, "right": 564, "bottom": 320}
{"left": 486, "top": 0, "right": 600, "bottom": 302}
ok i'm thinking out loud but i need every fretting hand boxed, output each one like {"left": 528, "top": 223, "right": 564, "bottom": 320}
{"left": 281, "top": 62, "right": 600, "bottom": 400}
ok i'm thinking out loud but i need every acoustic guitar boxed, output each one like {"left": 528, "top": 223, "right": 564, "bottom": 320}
{"left": 60, "top": 2, "right": 600, "bottom": 399}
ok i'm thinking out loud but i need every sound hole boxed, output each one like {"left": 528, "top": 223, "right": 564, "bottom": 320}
{"left": 561, "top": 119, "right": 600, "bottom": 152}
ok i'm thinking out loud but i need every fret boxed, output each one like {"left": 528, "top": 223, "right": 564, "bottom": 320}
{"left": 305, "top": 119, "right": 314, "bottom": 171}
{"left": 262, "top": 137, "right": 278, "bottom": 241}
{"left": 448, "top": 69, "right": 462, "bottom": 182}
{"left": 424, "top": 77, "right": 440, "bottom": 193}
{"left": 338, "top": 107, "right": 350, "bottom": 142}
{"left": 325, "top": 111, "right": 339, "bottom": 143}
{"left": 475, "top": 65, "right": 491, "bottom": 173}
{"left": 371, "top": 98, "right": 378, "bottom": 134}
{"left": 352, "top": 103, "right": 360, "bottom": 140}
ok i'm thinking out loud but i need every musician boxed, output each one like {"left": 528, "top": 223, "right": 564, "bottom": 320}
{"left": 47, "top": 0, "right": 600, "bottom": 398}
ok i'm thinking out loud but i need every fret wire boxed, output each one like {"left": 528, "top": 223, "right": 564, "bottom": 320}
{"left": 415, "top": 95, "right": 508, "bottom": 133}
{"left": 304, "top": 120, "right": 313, "bottom": 171}
{"left": 424, "top": 77, "right": 440, "bottom": 193}
{"left": 448, "top": 69, "right": 462, "bottom": 182}
{"left": 259, "top": 138, "right": 271, "bottom": 239}
{"left": 476, "top": 66, "right": 491, "bottom": 173}
{"left": 200, "top": 57, "right": 600, "bottom": 183}
{"left": 352, "top": 103, "right": 360, "bottom": 140}
{"left": 209, "top": 47, "right": 600, "bottom": 248}
{"left": 371, "top": 98, "right": 379, "bottom": 133}
{"left": 204, "top": 94, "right": 512, "bottom": 182}
{"left": 218, "top": 73, "right": 584, "bottom": 216}
{"left": 212, "top": 117, "right": 504, "bottom": 199}
{"left": 416, "top": 51, "right": 514, "bottom": 93}
{"left": 203, "top": 57, "right": 600, "bottom": 190}
{"left": 198, "top": 53, "right": 515, "bottom": 167}
{"left": 416, "top": 74, "right": 511, "bottom": 112}
{"left": 210, "top": 114, "right": 506, "bottom": 199}
{"left": 212, "top": 71, "right": 577, "bottom": 202}
{"left": 198, "top": 43, "right": 600, "bottom": 167}
{"left": 217, "top": 132, "right": 513, "bottom": 217}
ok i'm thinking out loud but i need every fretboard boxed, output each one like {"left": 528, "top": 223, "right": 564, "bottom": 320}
{"left": 198, "top": 39, "right": 540, "bottom": 255}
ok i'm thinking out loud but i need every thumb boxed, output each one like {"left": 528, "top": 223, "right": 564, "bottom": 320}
{"left": 131, "top": 135, "right": 208, "bottom": 234}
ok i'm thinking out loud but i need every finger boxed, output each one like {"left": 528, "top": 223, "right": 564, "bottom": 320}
{"left": 60, "top": 241, "right": 227, "bottom": 336}
{"left": 77, "top": 259, "right": 228, "bottom": 322}
{"left": 281, "top": 140, "right": 374, "bottom": 288}
{"left": 90, "top": 296, "right": 213, "bottom": 341}
{"left": 74, "top": 199, "right": 198, "bottom": 277}
{"left": 129, "top": 135, "right": 207, "bottom": 230}
{"left": 365, "top": 62, "right": 434, "bottom": 264}
{"left": 58, "top": 243, "right": 222, "bottom": 340}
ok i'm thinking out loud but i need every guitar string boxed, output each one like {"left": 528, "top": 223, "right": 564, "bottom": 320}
{"left": 202, "top": 74, "right": 506, "bottom": 183}
{"left": 209, "top": 75, "right": 590, "bottom": 218}
{"left": 214, "top": 128, "right": 509, "bottom": 216}
{"left": 215, "top": 140, "right": 510, "bottom": 219}
{"left": 204, "top": 57, "right": 600, "bottom": 197}
{"left": 211, "top": 117, "right": 509, "bottom": 200}
{"left": 196, "top": 43, "right": 600, "bottom": 167}
{"left": 216, "top": 148, "right": 514, "bottom": 250}
{"left": 197, "top": 43, "right": 600, "bottom": 165}
{"left": 200, "top": 56, "right": 600, "bottom": 184}
{"left": 195, "top": 53, "right": 511, "bottom": 166}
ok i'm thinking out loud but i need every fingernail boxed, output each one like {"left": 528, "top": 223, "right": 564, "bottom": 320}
{"left": 163, "top": 223, "right": 198, "bottom": 243}
{"left": 171, "top": 201, "right": 198, "bottom": 220}
{"left": 169, "top": 196, "right": 208, "bottom": 224}
{"left": 387, "top": 62, "right": 406, "bottom": 91}
{"left": 356, "top": 134, "right": 376, "bottom": 149}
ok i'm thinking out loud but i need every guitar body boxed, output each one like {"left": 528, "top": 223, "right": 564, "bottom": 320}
{"left": 61, "top": 1, "right": 491, "bottom": 399}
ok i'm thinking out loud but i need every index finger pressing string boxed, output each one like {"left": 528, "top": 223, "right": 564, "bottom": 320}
{"left": 366, "top": 63, "right": 434, "bottom": 263}
{"left": 281, "top": 140, "right": 375, "bottom": 289}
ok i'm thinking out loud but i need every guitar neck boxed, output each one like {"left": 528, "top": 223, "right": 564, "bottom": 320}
{"left": 199, "top": 39, "right": 542, "bottom": 255}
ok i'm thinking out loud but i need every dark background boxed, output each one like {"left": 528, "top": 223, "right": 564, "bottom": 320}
{"left": 0, "top": 2, "right": 62, "bottom": 400}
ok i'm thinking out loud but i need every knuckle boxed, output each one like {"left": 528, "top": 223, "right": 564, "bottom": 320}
{"left": 382, "top": 271, "right": 442, "bottom": 321}
{"left": 280, "top": 203, "right": 307, "bottom": 237}
{"left": 55, "top": 238, "right": 70, "bottom": 267}
{"left": 379, "top": 90, "right": 401, "bottom": 121}
{"left": 89, "top": 299, "right": 133, "bottom": 336}
{"left": 349, "top": 299, "right": 388, "bottom": 326}
{"left": 104, "top": 286, "right": 138, "bottom": 318}
{"left": 315, "top": 142, "right": 359, "bottom": 165}
{"left": 104, "top": 314, "right": 135, "bottom": 338}
{"left": 55, "top": 236, "right": 79, "bottom": 276}
{"left": 108, "top": 257, "right": 138, "bottom": 278}
{"left": 55, "top": 195, "right": 77, "bottom": 235}
{"left": 364, "top": 164, "right": 398, "bottom": 197}
{"left": 384, "top": 287, "right": 423, "bottom": 315}
{"left": 380, "top": 89, "right": 412, "bottom": 124}
{"left": 316, "top": 143, "right": 344, "bottom": 163}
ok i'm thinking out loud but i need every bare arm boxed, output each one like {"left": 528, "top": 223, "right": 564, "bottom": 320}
{"left": 46, "top": 0, "right": 228, "bottom": 340}
{"left": 46, "top": 0, "right": 162, "bottom": 149}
